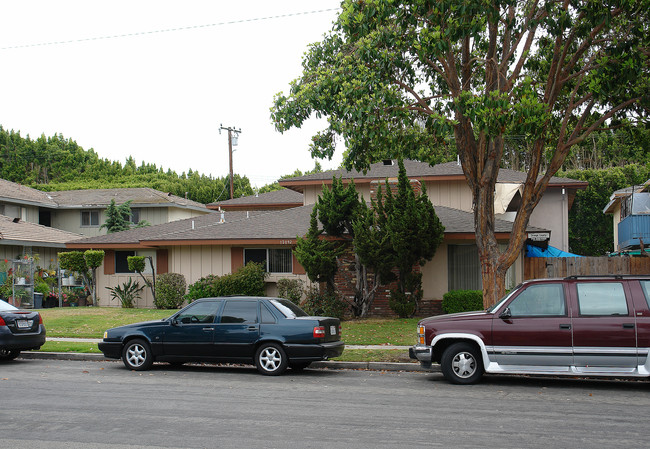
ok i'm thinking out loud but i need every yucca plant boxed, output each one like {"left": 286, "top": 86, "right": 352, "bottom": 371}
{"left": 105, "top": 278, "right": 144, "bottom": 308}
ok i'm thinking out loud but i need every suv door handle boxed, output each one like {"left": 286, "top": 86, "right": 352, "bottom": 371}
{"left": 247, "top": 325, "right": 258, "bottom": 331}
{"left": 559, "top": 324, "right": 571, "bottom": 329}
{"left": 623, "top": 323, "right": 635, "bottom": 329}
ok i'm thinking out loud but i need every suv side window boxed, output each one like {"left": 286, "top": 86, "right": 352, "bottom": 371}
{"left": 507, "top": 283, "right": 566, "bottom": 317}
{"left": 577, "top": 282, "right": 628, "bottom": 316}
{"left": 641, "top": 281, "right": 650, "bottom": 308}
{"left": 220, "top": 300, "right": 258, "bottom": 324}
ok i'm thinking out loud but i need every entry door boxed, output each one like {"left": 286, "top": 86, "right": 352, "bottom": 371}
{"left": 492, "top": 283, "right": 573, "bottom": 367}
{"left": 213, "top": 300, "right": 260, "bottom": 359}
{"left": 571, "top": 282, "right": 637, "bottom": 368}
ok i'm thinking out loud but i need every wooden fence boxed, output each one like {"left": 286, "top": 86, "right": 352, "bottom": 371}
{"left": 524, "top": 256, "right": 650, "bottom": 279}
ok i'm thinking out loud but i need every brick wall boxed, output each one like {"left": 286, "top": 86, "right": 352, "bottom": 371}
{"left": 332, "top": 244, "right": 442, "bottom": 318}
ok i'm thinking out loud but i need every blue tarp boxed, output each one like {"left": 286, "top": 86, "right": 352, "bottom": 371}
{"left": 526, "top": 245, "right": 583, "bottom": 258}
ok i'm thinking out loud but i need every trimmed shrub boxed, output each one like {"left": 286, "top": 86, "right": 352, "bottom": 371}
{"left": 276, "top": 278, "right": 304, "bottom": 305}
{"left": 155, "top": 273, "right": 187, "bottom": 309}
{"left": 185, "top": 262, "right": 267, "bottom": 302}
{"left": 442, "top": 290, "right": 483, "bottom": 314}
{"left": 302, "top": 287, "right": 346, "bottom": 319}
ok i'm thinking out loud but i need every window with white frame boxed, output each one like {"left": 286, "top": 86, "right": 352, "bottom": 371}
{"left": 244, "top": 248, "right": 292, "bottom": 273}
{"left": 81, "top": 210, "right": 100, "bottom": 227}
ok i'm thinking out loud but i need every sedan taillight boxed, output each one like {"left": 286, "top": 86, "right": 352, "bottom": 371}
{"left": 38, "top": 315, "right": 43, "bottom": 325}
{"left": 0, "top": 316, "right": 5, "bottom": 326}
{"left": 313, "top": 326, "right": 325, "bottom": 338}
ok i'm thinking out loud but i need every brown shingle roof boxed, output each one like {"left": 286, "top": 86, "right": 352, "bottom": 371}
{"left": 67, "top": 203, "right": 546, "bottom": 248}
{"left": 279, "top": 160, "right": 587, "bottom": 190}
{"left": 0, "top": 179, "right": 58, "bottom": 207}
{"left": 0, "top": 215, "right": 82, "bottom": 247}
{"left": 207, "top": 189, "right": 303, "bottom": 210}
{"left": 48, "top": 188, "right": 207, "bottom": 211}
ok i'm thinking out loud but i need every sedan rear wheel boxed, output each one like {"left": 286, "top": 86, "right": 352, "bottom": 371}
{"left": 122, "top": 339, "right": 153, "bottom": 371}
{"left": 0, "top": 349, "right": 20, "bottom": 361}
{"left": 255, "top": 343, "right": 288, "bottom": 376}
{"left": 440, "top": 342, "right": 483, "bottom": 384}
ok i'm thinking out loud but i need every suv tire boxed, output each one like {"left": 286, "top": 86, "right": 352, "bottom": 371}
{"left": 441, "top": 342, "right": 483, "bottom": 384}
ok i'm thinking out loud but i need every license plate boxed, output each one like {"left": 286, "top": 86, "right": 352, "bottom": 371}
{"left": 17, "top": 320, "right": 33, "bottom": 329}
{"left": 330, "top": 325, "right": 337, "bottom": 335}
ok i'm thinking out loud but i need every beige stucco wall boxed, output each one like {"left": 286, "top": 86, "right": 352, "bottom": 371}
{"left": 51, "top": 207, "right": 207, "bottom": 237}
{"left": 424, "top": 180, "right": 474, "bottom": 211}
{"left": 419, "top": 242, "right": 524, "bottom": 300}
{"left": 0, "top": 246, "right": 61, "bottom": 268}
{"left": 95, "top": 245, "right": 310, "bottom": 308}
{"left": 528, "top": 189, "right": 569, "bottom": 251}
{"left": 0, "top": 203, "right": 39, "bottom": 223}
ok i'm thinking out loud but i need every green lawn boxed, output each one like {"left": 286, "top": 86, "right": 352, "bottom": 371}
{"left": 35, "top": 307, "right": 422, "bottom": 363}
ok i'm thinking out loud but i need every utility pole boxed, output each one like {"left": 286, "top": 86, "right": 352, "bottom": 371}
{"left": 219, "top": 125, "right": 242, "bottom": 199}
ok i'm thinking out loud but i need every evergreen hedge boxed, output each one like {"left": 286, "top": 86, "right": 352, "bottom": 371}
{"left": 442, "top": 290, "right": 484, "bottom": 314}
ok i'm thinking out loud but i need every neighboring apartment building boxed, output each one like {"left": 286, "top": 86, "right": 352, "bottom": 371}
{"left": 603, "top": 179, "right": 650, "bottom": 252}
{"left": 0, "top": 179, "right": 211, "bottom": 237}
{"left": 66, "top": 160, "right": 587, "bottom": 315}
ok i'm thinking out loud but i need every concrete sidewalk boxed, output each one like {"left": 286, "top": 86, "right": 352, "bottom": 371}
{"left": 29, "top": 338, "right": 434, "bottom": 372}
{"left": 47, "top": 337, "right": 412, "bottom": 351}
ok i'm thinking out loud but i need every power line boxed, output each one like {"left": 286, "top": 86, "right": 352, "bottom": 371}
{"left": 0, "top": 8, "right": 339, "bottom": 51}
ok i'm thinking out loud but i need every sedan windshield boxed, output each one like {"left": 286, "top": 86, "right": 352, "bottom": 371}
{"left": 270, "top": 299, "right": 309, "bottom": 318}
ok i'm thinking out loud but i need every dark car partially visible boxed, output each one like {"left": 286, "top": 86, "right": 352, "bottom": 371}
{"left": 0, "top": 299, "right": 46, "bottom": 361}
{"left": 99, "top": 296, "right": 345, "bottom": 375}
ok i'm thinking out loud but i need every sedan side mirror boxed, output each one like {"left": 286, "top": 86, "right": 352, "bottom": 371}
{"left": 499, "top": 307, "right": 512, "bottom": 319}
{"left": 171, "top": 318, "right": 179, "bottom": 326}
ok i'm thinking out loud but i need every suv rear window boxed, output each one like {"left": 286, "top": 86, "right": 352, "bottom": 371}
{"left": 577, "top": 282, "right": 628, "bottom": 316}
{"left": 641, "top": 281, "right": 650, "bottom": 308}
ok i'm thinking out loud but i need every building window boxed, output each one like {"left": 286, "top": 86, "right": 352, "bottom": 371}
{"left": 448, "top": 245, "right": 482, "bottom": 291}
{"left": 81, "top": 210, "right": 100, "bottom": 227}
{"left": 130, "top": 208, "right": 141, "bottom": 224}
{"left": 244, "top": 248, "right": 292, "bottom": 273}
{"left": 447, "top": 244, "right": 515, "bottom": 292}
{"left": 115, "top": 251, "right": 136, "bottom": 273}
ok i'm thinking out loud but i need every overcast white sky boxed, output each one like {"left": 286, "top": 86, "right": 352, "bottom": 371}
{"left": 0, "top": 0, "right": 343, "bottom": 188}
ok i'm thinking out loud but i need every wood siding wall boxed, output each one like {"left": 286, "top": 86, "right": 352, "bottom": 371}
{"left": 524, "top": 256, "right": 650, "bottom": 279}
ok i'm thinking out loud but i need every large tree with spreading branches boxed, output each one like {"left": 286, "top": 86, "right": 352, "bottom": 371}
{"left": 272, "top": 0, "right": 649, "bottom": 306}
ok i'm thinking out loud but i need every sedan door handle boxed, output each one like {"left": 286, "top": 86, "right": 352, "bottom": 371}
{"left": 202, "top": 327, "right": 214, "bottom": 331}
{"left": 559, "top": 324, "right": 571, "bottom": 329}
{"left": 247, "top": 325, "right": 258, "bottom": 331}
{"left": 623, "top": 323, "right": 635, "bottom": 329}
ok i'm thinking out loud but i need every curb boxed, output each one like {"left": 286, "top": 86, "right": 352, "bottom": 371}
{"left": 20, "top": 351, "right": 438, "bottom": 372}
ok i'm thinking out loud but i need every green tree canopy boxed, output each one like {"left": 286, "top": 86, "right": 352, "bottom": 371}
{"left": 272, "top": 0, "right": 650, "bottom": 306}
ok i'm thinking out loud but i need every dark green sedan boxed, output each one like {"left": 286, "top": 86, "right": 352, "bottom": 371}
{"left": 99, "top": 296, "right": 344, "bottom": 375}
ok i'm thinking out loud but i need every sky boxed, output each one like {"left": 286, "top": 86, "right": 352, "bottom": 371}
{"left": 0, "top": 0, "right": 344, "bottom": 188}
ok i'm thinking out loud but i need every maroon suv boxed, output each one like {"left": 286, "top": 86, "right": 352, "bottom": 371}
{"left": 410, "top": 276, "right": 650, "bottom": 384}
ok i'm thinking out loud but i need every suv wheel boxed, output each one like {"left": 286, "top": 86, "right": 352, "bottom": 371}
{"left": 255, "top": 343, "right": 288, "bottom": 376}
{"left": 122, "top": 339, "right": 154, "bottom": 371}
{"left": 441, "top": 342, "right": 483, "bottom": 384}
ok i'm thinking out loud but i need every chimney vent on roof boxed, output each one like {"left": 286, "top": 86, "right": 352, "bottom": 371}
{"left": 220, "top": 210, "right": 225, "bottom": 223}
{"left": 191, "top": 220, "right": 195, "bottom": 230}
{"left": 382, "top": 159, "right": 394, "bottom": 166}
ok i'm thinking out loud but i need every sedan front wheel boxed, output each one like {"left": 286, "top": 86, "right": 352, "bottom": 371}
{"left": 255, "top": 343, "right": 288, "bottom": 376}
{"left": 122, "top": 339, "right": 154, "bottom": 371}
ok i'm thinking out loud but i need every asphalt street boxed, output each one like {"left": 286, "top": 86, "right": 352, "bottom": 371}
{"left": 2, "top": 358, "right": 649, "bottom": 449}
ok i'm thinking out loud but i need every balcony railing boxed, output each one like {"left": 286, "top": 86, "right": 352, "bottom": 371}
{"left": 618, "top": 214, "right": 650, "bottom": 250}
